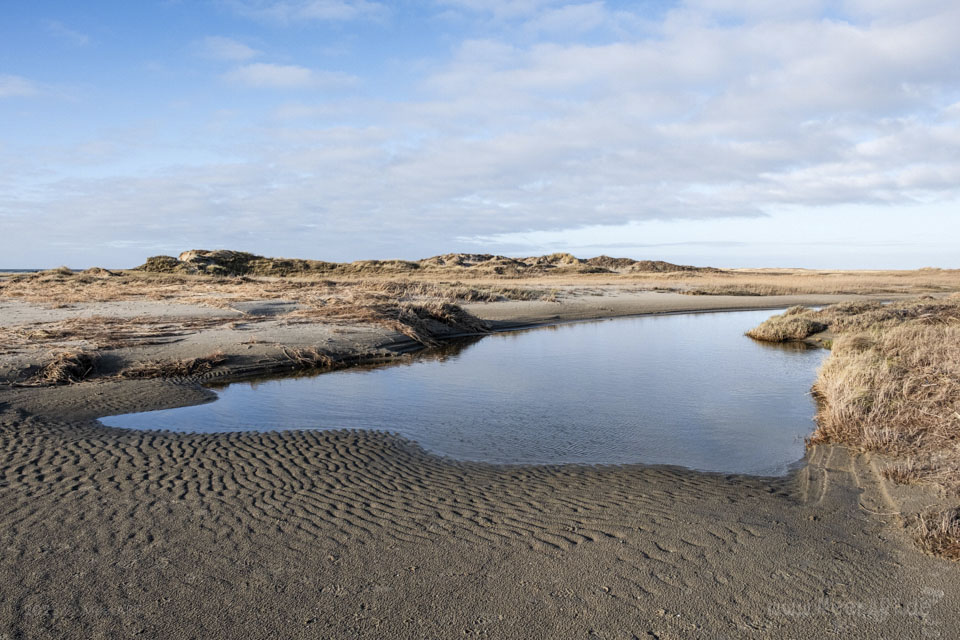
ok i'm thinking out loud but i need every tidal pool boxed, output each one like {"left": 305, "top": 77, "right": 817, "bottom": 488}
{"left": 101, "top": 310, "right": 826, "bottom": 475}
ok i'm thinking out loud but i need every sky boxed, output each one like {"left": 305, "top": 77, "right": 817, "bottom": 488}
{"left": 1, "top": 0, "right": 959, "bottom": 269}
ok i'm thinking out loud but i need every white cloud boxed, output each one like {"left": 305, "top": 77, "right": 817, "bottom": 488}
{"left": 439, "top": 0, "right": 571, "bottom": 21}
{"left": 198, "top": 36, "right": 261, "bottom": 61}
{"left": 44, "top": 20, "right": 90, "bottom": 46}
{"left": 458, "top": 203, "right": 960, "bottom": 269}
{"left": 522, "top": 2, "right": 608, "bottom": 35}
{"left": 0, "top": 74, "right": 38, "bottom": 98}
{"left": 681, "top": 0, "right": 830, "bottom": 21}
{"left": 223, "top": 63, "right": 358, "bottom": 89}
{"left": 228, "top": 0, "right": 387, "bottom": 23}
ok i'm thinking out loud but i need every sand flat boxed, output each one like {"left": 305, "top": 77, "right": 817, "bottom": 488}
{"left": 1, "top": 290, "right": 957, "bottom": 638}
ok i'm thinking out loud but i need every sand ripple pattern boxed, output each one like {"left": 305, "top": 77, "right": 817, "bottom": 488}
{"left": 1, "top": 409, "right": 784, "bottom": 554}
{"left": 1, "top": 382, "right": 958, "bottom": 639}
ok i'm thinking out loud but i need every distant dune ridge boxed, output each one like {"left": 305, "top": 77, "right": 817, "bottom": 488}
{"left": 136, "top": 250, "right": 712, "bottom": 277}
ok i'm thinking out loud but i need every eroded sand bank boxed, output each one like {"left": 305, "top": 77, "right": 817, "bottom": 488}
{"left": 1, "top": 291, "right": 957, "bottom": 638}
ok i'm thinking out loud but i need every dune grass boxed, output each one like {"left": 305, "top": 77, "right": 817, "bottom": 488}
{"left": 750, "top": 298, "right": 960, "bottom": 464}
{"left": 29, "top": 350, "right": 101, "bottom": 385}
{"left": 745, "top": 307, "right": 828, "bottom": 341}
{"left": 749, "top": 297, "right": 960, "bottom": 558}
{"left": 917, "top": 508, "right": 960, "bottom": 559}
{"left": 1, "top": 272, "right": 503, "bottom": 382}
{"left": 0, "top": 269, "right": 559, "bottom": 307}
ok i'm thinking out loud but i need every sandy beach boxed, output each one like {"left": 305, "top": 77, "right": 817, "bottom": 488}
{"left": 2, "top": 288, "right": 958, "bottom": 638}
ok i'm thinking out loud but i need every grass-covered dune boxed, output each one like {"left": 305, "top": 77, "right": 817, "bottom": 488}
{"left": 137, "top": 249, "right": 708, "bottom": 277}
{"left": 748, "top": 298, "right": 960, "bottom": 558}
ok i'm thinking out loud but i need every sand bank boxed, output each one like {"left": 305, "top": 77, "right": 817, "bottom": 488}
{"left": 1, "top": 290, "right": 900, "bottom": 383}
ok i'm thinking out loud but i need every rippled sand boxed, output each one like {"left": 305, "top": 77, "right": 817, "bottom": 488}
{"left": 1, "top": 378, "right": 958, "bottom": 638}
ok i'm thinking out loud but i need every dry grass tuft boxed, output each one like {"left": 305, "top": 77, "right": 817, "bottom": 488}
{"left": 391, "top": 301, "right": 490, "bottom": 346}
{"left": 809, "top": 321, "right": 960, "bottom": 456}
{"left": 745, "top": 314, "right": 827, "bottom": 342}
{"left": 916, "top": 508, "right": 960, "bottom": 559}
{"left": 120, "top": 352, "right": 227, "bottom": 379}
{"left": 279, "top": 347, "right": 334, "bottom": 368}
{"left": 881, "top": 455, "right": 960, "bottom": 486}
{"left": 30, "top": 350, "right": 100, "bottom": 385}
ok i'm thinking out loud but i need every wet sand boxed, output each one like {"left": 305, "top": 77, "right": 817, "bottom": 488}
{"left": 1, "top": 290, "right": 957, "bottom": 638}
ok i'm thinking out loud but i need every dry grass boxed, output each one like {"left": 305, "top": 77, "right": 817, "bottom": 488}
{"left": 119, "top": 352, "right": 228, "bottom": 379}
{"left": 745, "top": 310, "right": 827, "bottom": 342}
{"left": 0, "top": 270, "right": 559, "bottom": 308}
{"left": 285, "top": 298, "right": 491, "bottom": 346}
{"left": 749, "top": 300, "right": 960, "bottom": 460}
{"left": 810, "top": 323, "right": 960, "bottom": 452}
{"left": 0, "top": 315, "right": 249, "bottom": 355}
{"left": 29, "top": 350, "right": 100, "bottom": 385}
{"left": 354, "top": 279, "right": 558, "bottom": 303}
{"left": 1, "top": 273, "right": 502, "bottom": 381}
{"left": 670, "top": 268, "right": 960, "bottom": 296}
{"left": 750, "top": 298, "right": 960, "bottom": 557}
{"left": 0, "top": 272, "right": 524, "bottom": 356}
{"left": 4, "top": 264, "right": 960, "bottom": 309}
{"left": 278, "top": 347, "right": 334, "bottom": 368}
{"left": 916, "top": 508, "right": 960, "bottom": 559}
{"left": 391, "top": 301, "right": 490, "bottom": 346}
{"left": 882, "top": 455, "right": 960, "bottom": 486}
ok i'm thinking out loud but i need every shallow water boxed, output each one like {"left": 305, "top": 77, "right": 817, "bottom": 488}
{"left": 101, "top": 310, "right": 826, "bottom": 475}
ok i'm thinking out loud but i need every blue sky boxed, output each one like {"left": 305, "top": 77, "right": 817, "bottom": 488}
{"left": 2, "top": 0, "right": 959, "bottom": 269}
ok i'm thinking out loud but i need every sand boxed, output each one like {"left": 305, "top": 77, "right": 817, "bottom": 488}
{"left": 1, "top": 289, "right": 958, "bottom": 638}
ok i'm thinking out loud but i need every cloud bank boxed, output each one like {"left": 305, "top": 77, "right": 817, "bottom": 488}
{"left": 3, "top": 1, "right": 960, "bottom": 267}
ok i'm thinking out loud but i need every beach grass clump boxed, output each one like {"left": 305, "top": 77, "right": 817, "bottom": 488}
{"left": 745, "top": 310, "right": 827, "bottom": 342}
{"left": 30, "top": 350, "right": 100, "bottom": 385}
{"left": 809, "top": 323, "right": 960, "bottom": 455}
{"left": 391, "top": 301, "right": 490, "bottom": 346}
{"left": 120, "top": 351, "right": 227, "bottom": 379}
{"left": 916, "top": 508, "right": 960, "bottom": 559}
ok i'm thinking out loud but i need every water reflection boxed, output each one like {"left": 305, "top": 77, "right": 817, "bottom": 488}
{"left": 102, "top": 310, "right": 827, "bottom": 476}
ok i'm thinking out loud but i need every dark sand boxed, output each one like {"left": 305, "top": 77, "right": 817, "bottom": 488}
{"left": 1, "top": 291, "right": 957, "bottom": 638}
